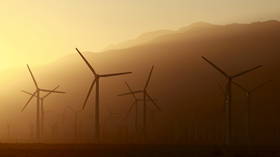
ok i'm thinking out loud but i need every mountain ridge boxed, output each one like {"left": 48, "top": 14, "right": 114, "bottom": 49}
{"left": 2, "top": 20, "right": 280, "bottom": 144}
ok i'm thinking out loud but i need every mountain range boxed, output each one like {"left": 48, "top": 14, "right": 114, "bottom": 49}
{"left": 2, "top": 20, "right": 280, "bottom": 144}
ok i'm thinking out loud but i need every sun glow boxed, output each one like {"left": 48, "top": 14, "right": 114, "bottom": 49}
{"left": 0, "top": 0, "right": 279, "bottom": 71}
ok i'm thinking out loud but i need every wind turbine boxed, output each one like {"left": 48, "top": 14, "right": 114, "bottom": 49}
{"left": 21, "top": 65, "right": 65, "bottom": 141}
{"left": 201, "top": 56, "right": 262, "bottom": 146}
{"left": 22, "top": 85, "right": 63, "bottom": 137}
{"left": 121, "top": 81, "right": 157, "bottom": 133}
{"left": 118, "top": 66, "right": 161, "bottom": 138}
{"left": 29, "top": 123, "right": 34, "bottom": 141}
{"left": 50, "top": 121, "right": 58, "bottom": 140}
{"left": 7, "top": 123, "right": 11, "bottom": 141}
{"left": 103, "top": 111, "right": 122, "bottom": 143}
{"left": 232, "top": 80, "right": 271, "bottom": 147}
{"left": 75, "top": 48, "right": 132, "bottom": 142}
{"left": 66, "top": 106, "right": 83, "bottom": 138}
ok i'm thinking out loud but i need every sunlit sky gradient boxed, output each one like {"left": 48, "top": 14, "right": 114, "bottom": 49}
{"left": 0, "top": 0, "right": 279, "bottom": 70}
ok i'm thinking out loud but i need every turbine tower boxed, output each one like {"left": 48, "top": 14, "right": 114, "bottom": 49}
{"left": 233, "top": 80, "right": 271, "bottom": 147}
{"left": 21, "top": 65, "right": 65, "bottom": 141}
{"left": 118, "top": 66, "right": 161, "bottom": 139}
{"left": 201, "top": 56, "right": 262, "bottom": 146}
{"left": 22, "top": 85, "right": 64, "bottom": 137}
{"left": 76, "top": 48, "right": 132, "bottom": 142}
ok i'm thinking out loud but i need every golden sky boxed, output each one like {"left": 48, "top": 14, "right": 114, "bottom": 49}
{"left": 0, "top": 0, "right": 279, "bottom": 70}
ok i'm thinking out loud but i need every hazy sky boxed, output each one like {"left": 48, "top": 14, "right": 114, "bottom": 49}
{"left": 0, "top": 0, "right": 279, "bottom": 69}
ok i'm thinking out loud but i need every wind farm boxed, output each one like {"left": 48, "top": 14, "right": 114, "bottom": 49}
{"left": 0, "top": 21, "right": 277, "bottom": 156}
{"left": 0, "top": 1, "right": 279, "bottom": 156}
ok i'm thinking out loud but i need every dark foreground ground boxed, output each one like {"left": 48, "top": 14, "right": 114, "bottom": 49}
{"left": 0, "top": 144, "right": 279, "bottom": 157}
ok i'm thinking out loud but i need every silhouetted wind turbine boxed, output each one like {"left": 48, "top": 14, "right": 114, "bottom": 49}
{"left": 7, "top": 123, "right": 11, "bottom": 141}
{"left": 233, "top": 80, "right": 271, "bottom": 147}
{"left": 29, "top": 123, "right": 34, "bottom": 141}
{"left": 66, "top": 106, "right": 83, "bottom": 138}
{"left": 22, "top": 85, "right": 63, "bottom": 137}
{"left": 201, "top": 56, "right": 262, "bottom": 146}
{"left": 76, "top": 48, "right": 132, "bottom": 142}
{"left": 122, "top": 82, "right": 140, "bottom": 133}
{"left": 21, "top": 65, "right": 65, "bottom": 141}
{"left": 104, "top": 111, "right": 122, "bottom": 141}
{"left": 121, "top": 81, "right": 157, "bottom": 133}
{"left": 118, "top": 66, "right": 161, "bottom": 138}
{"left": 50, "top": 121, "right": 58, "bottom": 139}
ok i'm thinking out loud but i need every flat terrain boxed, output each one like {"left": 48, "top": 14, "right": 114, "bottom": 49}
{"left": 0, "top": 144, "right": 279, "bottom": 157}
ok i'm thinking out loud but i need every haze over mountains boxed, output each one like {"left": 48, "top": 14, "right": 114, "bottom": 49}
{"left": 104, "top": 29, "right": 174, "bottom": 50}
{"left": 103, "top": 21, "right": 215, "bottom": 51}
{"left": 1, "top": 20, "right": 280, "bottom": 144}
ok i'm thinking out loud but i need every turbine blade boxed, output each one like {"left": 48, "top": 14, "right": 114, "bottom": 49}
{"left": 76, "top": 48, "right": 97, "bottom": 75}
{"left": 27, "top": 64, "right": 38, "bottom": 88}
{"left": 251, "top": 80, "right": 271, "bottom": 92}
{"left": 22, "top": 90, "right": 35, "bottom": 96}
{"left": 100, "top": 72, "right": 132, "bottom": 77}
{"left": 125, "top": 82, "right": 137, "bottom": 100}
{"left": 232, "top": 65, "right": 263, "bottom": 78}
{"left": 144, "top": 66, "right": 154, "bottom": 89}
{"left": 146, "top": 92, "right": 161, "bottom": 111}
{"left": 82, "top": 78, "right": 97, "bottom": 109}
{"left": 22, "top": 91, "right": 37, "bottom": 112}
{"left": 232, "top": 81, "right": 248, "bottom": 93}
{"left": 201, "top": 56, "right": 229, "bottom": 78}
{"left": 118, "top": 90, "right": 143, "bottom": 96}
{"left": 40, "top": 89, "right": 65, "bottom": 94}
{"left": 125, "top": 101, "right": 136, "bottom": 120}
{"left": 43, "top": 85, "right": 60, "bottom": 98}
